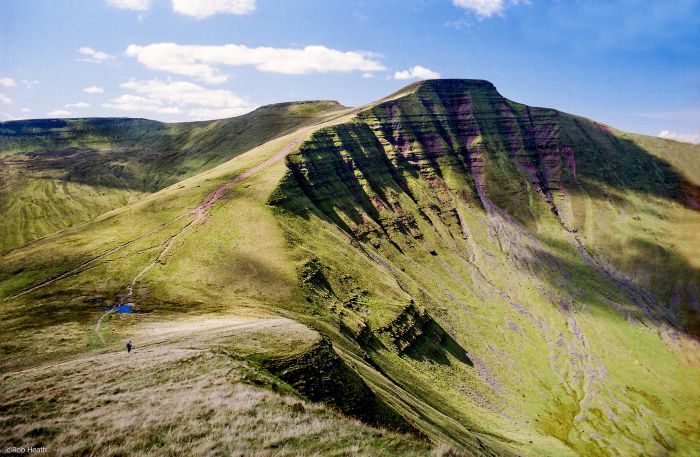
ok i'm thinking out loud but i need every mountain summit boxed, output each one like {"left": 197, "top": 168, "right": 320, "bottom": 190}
{"left": 1, "top": 80, "right": 699, "bottom": 456}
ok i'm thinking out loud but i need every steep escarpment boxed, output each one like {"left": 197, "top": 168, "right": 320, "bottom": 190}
{"left": 2, "top": 79, "right": 699, "bottom": 456}
{"left": 273, "top": 80, "right": 699, "bottom": 334}
{"left": 270, "top": 80, "right": 700, "bottom": 456}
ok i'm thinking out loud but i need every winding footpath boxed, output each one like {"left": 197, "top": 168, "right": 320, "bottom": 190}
{"left": 93, "top": 135, "right": 308, "bottom": 344}
{"left": 5, "top": 214, "right": 188, "bottom": 301}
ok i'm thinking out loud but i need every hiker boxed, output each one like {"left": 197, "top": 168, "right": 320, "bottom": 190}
{"left": 126, "top": 340, "right": 133, "bottom": 353}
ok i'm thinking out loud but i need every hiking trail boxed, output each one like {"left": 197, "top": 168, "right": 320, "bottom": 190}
{"left": 93, "top": 135, "right": 307, "bottom": 345}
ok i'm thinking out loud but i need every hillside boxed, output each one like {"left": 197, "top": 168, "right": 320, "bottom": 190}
{"left": 0, "top": 100, "right": 345, "bottom": 251}
{"left": 1, "top": 80, "right": 699, "bottom": 456}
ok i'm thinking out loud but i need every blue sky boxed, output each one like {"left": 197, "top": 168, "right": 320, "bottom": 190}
{"left": 1, "top": 0, "right": 699, "bottom": 142}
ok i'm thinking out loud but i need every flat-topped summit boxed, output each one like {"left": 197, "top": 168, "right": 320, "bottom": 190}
{"left": 414, "top": 78, "right": 498, "bottom": 91}
{"left": 380, "top": 78, "right": 501, "bottom": 101}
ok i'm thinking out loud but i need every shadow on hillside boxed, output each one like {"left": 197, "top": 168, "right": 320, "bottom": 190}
{"left": 260, "top": 337, "right": 420, "bottom": 434}
{"left": 559, "top": 115, "right": 700, "bottom": 209}
{"left": 404, "top": 318, "right": 474, "bottom": 367}
{"left": 525, "top": 235, "right": 700, "bottom": 337}
{"left": 275, "top": 104, "right": 699, "bottom": 250}
{"left": 18, "top": 147, "right": 182, "bottom": 192}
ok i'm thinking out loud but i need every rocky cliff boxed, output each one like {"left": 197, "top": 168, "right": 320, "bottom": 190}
{"left": 269, "top": 80, "right": 700, "bottom": 455}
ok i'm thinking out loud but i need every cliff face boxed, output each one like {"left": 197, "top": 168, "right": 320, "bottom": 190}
{"left": 271, "top": 80, "right": 700, "bottom": 455}
{"left": 274, "top": 79, "right": 699, "bottom": 333}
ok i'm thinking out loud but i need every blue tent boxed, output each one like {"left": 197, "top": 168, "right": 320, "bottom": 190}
{"left": 117, "top": 304, "right": 134, "bottom": 314}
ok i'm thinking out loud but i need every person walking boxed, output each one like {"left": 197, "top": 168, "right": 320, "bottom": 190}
{"left": 126, "top": 340, "right": 133, "bottom": 353}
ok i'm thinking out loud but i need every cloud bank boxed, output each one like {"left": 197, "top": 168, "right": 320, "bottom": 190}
{"left": 0, "top": 77, "right": 16, "bottom": 87}
{"left": 78, "top": 47, "right": 114, "bottom": 64}
{"left": 658, "top": 130, "right": 700, "bottom": 144}
{"left": 106, "top": 0, "right": 151, "bottom": 11}
{"left": 103, "top": 78, "right": 255, "bottom": 119}
{"left": 84, "top": 86, "right": 105, "bottom": 94}
{"left": 65, "top": 102, "right": 91, "bottom": 108}
{"left": 47, "top": 110, "right": 72, "bottom": 117}
{"left": 452, "top": 0, "right": 523, "bottom": 18}
{"left": 172, "top": 0, "right": 256, "bottom": 19}
{"left": 125, "top": 43, "right": 386, "bottom": 83}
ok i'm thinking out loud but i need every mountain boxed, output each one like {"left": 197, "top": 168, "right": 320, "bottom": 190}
{"left": 1, "top": 80, "right": 698, "bottom": 456}
{"left": 0, "top": 100, "right": 345, "bottom": 251}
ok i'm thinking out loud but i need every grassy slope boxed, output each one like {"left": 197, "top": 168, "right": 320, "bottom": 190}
{"left": 268, "top": 80, "right": 700, "bottom": 455}
{"left": 0, "top": 108, "right": 448, "bottom": 455}
{"left": 554, "top": 118, "right": 700, "bottom": 335}
{"left": 1, "top": 80, "right": 699, "bottom": 456}
{"left": 0, "top": 101, "right": 344, "bottom": 251}
{"left": 0, "top": 315, "right": 433, "bottom": 456}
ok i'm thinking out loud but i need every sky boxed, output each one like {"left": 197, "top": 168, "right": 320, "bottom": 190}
{"left": 1, "top": 0, "right": 699, "bottom": 142}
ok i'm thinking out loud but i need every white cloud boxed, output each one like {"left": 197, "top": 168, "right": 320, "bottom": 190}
{"left": 103, "top": 78, "right": 255, "bottom": 119}
{"left": 0, "top": 94, "right": 13, "bottom": 105}
{"left": 453, "top": 0, "right": 503, "bottom": 17}
{"left": 1, "top": 112, "right": 28, "bottom": 121}
{"left": 84, "top": 86, "right": 105, "bottom": 94}
{"left": 65, "top": 102, "right": 91, "bottom": 108}
{"left": 121, "top": 78, "right": 248, "bottom": 108}
{"left": 362, "top": 72, "right": 375, "bottom": 79}
{"left": 172, "top": 0, "right": 255, "bottom": 19}
{"left": 103, "top": 94, "right": 181, "bottom": 114}
{"left": 125, "top": 42, "right": 386, "bottom": 83}
{"left": 106, "top": 0, "right": 151, "bottom": 11}
{"left": 187, "top": 107, "right": 251, "bottom": 120}
{"left": 452, "top": 0, "right": 523, "bottom": 18}
{"left": 21, "top": 108, "right": 31, "bottom": 112}
{"left": 658, "top": 130, "right": 700, "bottom": 144}
{"left": 78, "top": 47, "right": 114, "bottom": 64}
{"left": 47, "top": 110, "right": 72, "bottom": 117}
{"left": 393, "top": 65, "right": 441, "bottom": 80}
{"left": 21, "top": 79, "right": 40, "bottom": 89}
{"left": 0, "top": 77, "right": 16, "bottom": 87}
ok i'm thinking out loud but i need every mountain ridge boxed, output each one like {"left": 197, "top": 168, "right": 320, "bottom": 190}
{"left": 1, "top": 79, "right": 699, "bottom": 456}
{"left": 0, "top": 100, "right": 349, "bottom": 251}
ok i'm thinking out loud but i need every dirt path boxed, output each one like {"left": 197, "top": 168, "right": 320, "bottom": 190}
{"left": 95, "top": 308, "right": 116, "bottom": 345}
{"left": 6, "top": 102, "right": 359, "bottom": 304}
{"left": 8, "top": 133, "right": 307, "bottom": 306}
{"left": 93, "top": 135, "right": 308, "bottom": 345}
{"left": 5, "top": 214, "right": 188, "bottom": 301}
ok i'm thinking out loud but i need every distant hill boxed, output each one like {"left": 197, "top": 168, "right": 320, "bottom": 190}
{"left": 0, "top": 100, "right": 344, "bottom": 250}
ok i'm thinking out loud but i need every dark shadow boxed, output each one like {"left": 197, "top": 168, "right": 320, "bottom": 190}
{"left": 258, "top": 337, "right": 421, "bottom": 435}
{"left": 280, "top": 125, "right": 412, "bottom": 252}
{"left": 525, "top": 234, "right": 700, "bottom": 337}
{"left": 297, "top": 256, "right": 339, "bottom": 302}
{"left": 404, "top": 318, "right": 473, "bottom": 366}
{"left": 374, "top": 304, "right": 473, "bottom": 367}
{"left": 19, "top": 147, "right": 150, "bottom": 191}
{"left": 557, "top": 114, "right": 699, "bottom": 208}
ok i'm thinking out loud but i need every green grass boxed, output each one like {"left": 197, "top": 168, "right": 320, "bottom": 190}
{"left": 266, "top": 80, "right": 700, "bottom": 455}
{"left": 0, "top": 317, "right": 435, "bottom": 457}
{"left": 1, "top": 80, "right": 699, "bottom": 456}
{"left": 0, "top": 101, "right": 346, "bottom": 251}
